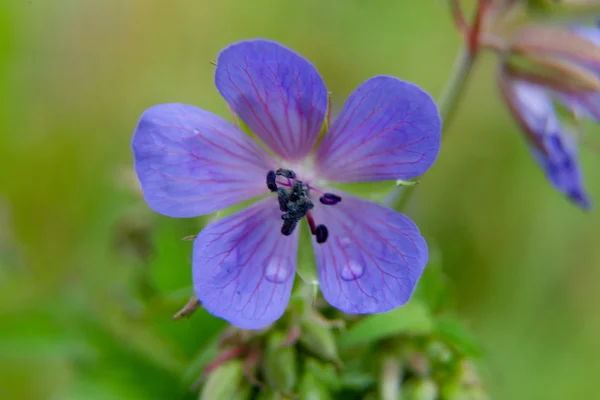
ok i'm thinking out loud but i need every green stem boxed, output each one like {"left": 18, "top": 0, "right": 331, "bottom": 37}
{"left": 391, "top": 45, "right": 478, "bottom": 211}
{"left": 437, "top": 46, "right": 476, "bottom": 128}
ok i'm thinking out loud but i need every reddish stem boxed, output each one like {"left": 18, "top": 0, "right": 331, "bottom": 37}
{"left": 242, "top": 346, "right": 265, "bottom": 389}
{"left": 203, "top": 346, "right": 248, "bottom": 375}
{"left": 468, "top": 0, "right": 490, "bottom": 54}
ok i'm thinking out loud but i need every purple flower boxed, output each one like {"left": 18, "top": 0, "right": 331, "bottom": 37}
{"left": 132, "top": 39, "right": 441, "bottom": 329}
{"left": 499, "top": 23, "right": 600, "bottom": 209}
{"left": 499, "top": 78, "right": 590, "bottom": 208}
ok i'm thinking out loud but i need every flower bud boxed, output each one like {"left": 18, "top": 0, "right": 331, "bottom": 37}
{"left": 401, "top": 378, "right": 438, "bottom": 400}
{"left": 261, "top": 331, "right": 298, "bottom": 392}
{"left": 506, "top": 26, "right": 600, "bottom": 94}
{"left": 511, "top": 25, "right": 600, "bottom": 68}
{"left": 299, "top": 319, "right": 340, "bottom": 365}
{"left": 298, "top": 371, "right": 333, "bottom": 400}
{"left": 200, "top": 360, "right": 250, "bottom": 400}
{"left": 503, "top": 52, "right": 600, "bottom": 94}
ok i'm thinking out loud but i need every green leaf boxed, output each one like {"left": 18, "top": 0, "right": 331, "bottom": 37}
{"left": 413, "top": 244, "right": 454, "bottom": 312}
{"left": 149, "top": 217, "right": 205, "bottom": 294}
{"left": 339, "top": 301, "right": 433, "bottom": 349}
{"left": 182, "top": 334, "right": 221, "bottom": 384}
{"left": 436, "top": 315, "right": 483, "bottom": 359}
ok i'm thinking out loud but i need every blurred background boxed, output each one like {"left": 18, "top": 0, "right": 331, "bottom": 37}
{"left": 2, "top": 0, "right": 600, "bottom": 398}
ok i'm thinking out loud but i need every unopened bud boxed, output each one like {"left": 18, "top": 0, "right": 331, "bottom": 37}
{"left": 200, "top": 360, "right": 249, "bottom": 400}
{"left": 298, "top": 371, "right": 333, "bottom": 400}
{"left": 261, "top": 331, "right": 298, "bottom": 392}
{"left": 504, "top": 52, "right": 600, "bottom": 94}
{"left": 511, "top": 26, "right": 600, "bottom": 69}
{"left": 299, "top": 319, "right": 341, "bottom": 366}
{"left": 402, "top": 378, "right": 438, "bottom": 400}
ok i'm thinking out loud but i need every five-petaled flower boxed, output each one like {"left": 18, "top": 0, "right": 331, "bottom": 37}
{"left": 499, "top": 22, "right": 600, "bottom": 209}
{"left": 132, "top": 39, "right": 441, "bottom": 329}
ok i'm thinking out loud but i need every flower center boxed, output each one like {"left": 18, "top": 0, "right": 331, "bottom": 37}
{"left": 265, "top": 168, "right": 341, "bottom": 243}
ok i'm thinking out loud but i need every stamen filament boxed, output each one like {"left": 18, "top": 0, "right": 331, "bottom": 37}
{"left": 306, "top": 211, "right": 317, "bottom": 235}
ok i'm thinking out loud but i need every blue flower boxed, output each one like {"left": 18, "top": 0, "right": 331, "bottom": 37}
{"left": 132, "top": 39, "right": 441, "bottom": 329}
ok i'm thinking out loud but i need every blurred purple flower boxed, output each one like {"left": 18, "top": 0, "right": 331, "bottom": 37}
{"left": 132, "top": 39, "right": 441, "bottom": 329}
{"left": 500, "top": 78, "right": 590, "bottom": 208}
{"left": 500, "top": 23, "right": 600, "bottom": 209}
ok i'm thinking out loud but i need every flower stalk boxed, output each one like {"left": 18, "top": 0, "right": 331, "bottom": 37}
{"left": 392, "top": 0, "right": 491, "bottom": 210}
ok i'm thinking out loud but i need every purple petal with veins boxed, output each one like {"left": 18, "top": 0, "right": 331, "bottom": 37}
{"left": 132, "top": 103, "right": 276, "bottom": 217}
{"left": 315, "top": 76, "right": 441, "bottom": 183}
{"left": 310, "top": 194, "right": 428, "bottom": 314}
{"left": 215, "top": 39, "right": 328, "bottom": 161}
{"left": 193, "top": 197, "right": 298, "bottom": 330}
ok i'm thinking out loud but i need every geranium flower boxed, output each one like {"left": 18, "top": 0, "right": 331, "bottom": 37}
{"left": 132, "top": 39, "right": 441, "bottom": 329}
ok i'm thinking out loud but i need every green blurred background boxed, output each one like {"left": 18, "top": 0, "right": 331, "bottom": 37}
{"left": 2, "top": 0, "right": 600, "bottom": 399}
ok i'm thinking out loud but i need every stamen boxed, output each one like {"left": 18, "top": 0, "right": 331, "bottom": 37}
{"left": 289, "top": 181, "right": 308, "bottom": 201}
{"left": 281, "top": 220, "right": 297, "bottom": 236}
{"left": 266, "top": 170, "right": 277, "bottom": 192}
{"left": 269, "top": 168, "right": 317, "bottom": 237}
{"left": 276, "top": 168, "right": 296, "bottom": 179}
{"left": 319, "top": 193, "right": 342, "bottom": 205}
{"left": 277, "top": 188, "right": 289, "bottom": 212}
{"left": 315, "top": 224, "right": 328, "bottom": 244}
{"left": 306, "top": 211, "right": 317, "bottom": 235}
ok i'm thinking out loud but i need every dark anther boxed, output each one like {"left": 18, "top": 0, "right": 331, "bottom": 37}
{"left": 281, "top": 220, "right": 297, "bottom": 236}
{"left": 315, "top": 224, "right": 328, "bottom": 244}
{"left": 282, "top": 197, "right": 314, "bottom": 222}
{"left": 266, "top": 170, "right": 278, "bottom": 192}
{"left": 290, "top": 180, "right": 310, "bottom": 202}
{"left": 273, "top": 171, "right": 315, "bottom": 236}
{"left": 319, "top": 193, "right": 342, "bottom": 206}
{"left": 277, "top": 188, "right": 289, "bottom": 212}
{"left": 276, "top": 168, "right": 296, "bottom": 179}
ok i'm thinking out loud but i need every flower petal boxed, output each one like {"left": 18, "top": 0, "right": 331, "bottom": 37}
{"left": 315, "top": 76, "right": 441, "bottom": 183}
{"left": 193, "top": 197, "right": 298, "bottom": 329}
{"left": 215, "top": 39, "right": 328, "bottom": 161}
{"left": 132, "top": 103, "right": 276, "bottom": 218}
{"left": 500, "top": 78, "right": 591, "bottom": 208}
{"left": 310, "top": 194, "right": 428, "bottom": 314}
